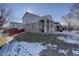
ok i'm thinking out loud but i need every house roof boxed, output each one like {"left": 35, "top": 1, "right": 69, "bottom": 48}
{"left": 41, "top": 15, "right": 53, "bottom": 21}
{"left": 22, "top": 12, "right": 41, "bottom": 23}
{"left": 10, "top": 22, "right": 22, "bottom": 25}
{"left": 23, "top": 12, "right": 40, "bottom": 19}
{"left": 22, "top": 12, "right": 53, "bottom": 24}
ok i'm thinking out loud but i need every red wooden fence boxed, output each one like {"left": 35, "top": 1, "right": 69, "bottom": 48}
{"left": 4, "top": 28, "right": 25, "bottom": 36}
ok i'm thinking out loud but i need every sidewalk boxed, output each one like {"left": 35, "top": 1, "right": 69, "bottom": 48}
{"left": 0, "top": 33, "right": 14, "bottom": 47}
{"left": 6, "top": 37, "right": 14, "bottom": 43}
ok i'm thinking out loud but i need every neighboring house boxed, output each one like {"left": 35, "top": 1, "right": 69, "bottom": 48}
{"left": 53, "top": 22, "right": 63, "bottom": 32}
{"left": 9, "top": 22, "right": 23, "bottom": 29}
{"left": 2, "top": 22, "right": 23, "bottom": 29}
{"left": 3, "top": 22, "right": 24, "bottom": 36}
{"left": 22, "top": 12, "right": 61, "bottom": 33}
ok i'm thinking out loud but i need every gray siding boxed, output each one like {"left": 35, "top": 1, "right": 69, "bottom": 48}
{"left": 24, "top": 22, "right": 40, "bottom": 33}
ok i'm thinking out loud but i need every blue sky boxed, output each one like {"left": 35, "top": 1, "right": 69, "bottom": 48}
{"left": 8, "top": 3, "right": 72, "bottom": 22}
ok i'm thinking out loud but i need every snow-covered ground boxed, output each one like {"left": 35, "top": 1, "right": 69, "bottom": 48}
{"left": 54, "top": 31, "right": 79, "bottom": 55}
{"left": 58, "top": 36, "right": 79, "bottom": 45}
{"left": 58, "top": 48, "right": 79, "bottom": 56}
{"left": 0, "top": 31, "right": 79, "bottom": 56}
{"left": 57, "top": 31, "right": 79, "bottom": 45}
{"left": 58, "top": 49, "right": 68, "bottom": 55}
{"left": 0, "top": 40, "right": 47, "bottom": 56}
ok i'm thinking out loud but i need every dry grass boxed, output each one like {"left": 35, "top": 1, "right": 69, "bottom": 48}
{"left": 15, "top": 32, "right": 57, "bottom": 43}
{"left": 15, "top": 32, "right": 79, "bottom": 49}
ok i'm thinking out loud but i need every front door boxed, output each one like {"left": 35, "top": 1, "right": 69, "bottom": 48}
{"left": 39, "top": 20, "right": 44, "bottom": 32}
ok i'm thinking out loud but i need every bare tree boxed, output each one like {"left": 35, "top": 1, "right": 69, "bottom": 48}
{"left": 62, "top": 13, "right": 73, "bottom": 31}
{"left": 0, "top": 4, "right": 11, "bottom": 28}
{"left": 61, "top": 3, "right": 79, "bottom": 31}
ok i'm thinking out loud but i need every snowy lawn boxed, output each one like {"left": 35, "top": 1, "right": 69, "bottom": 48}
{"left": 1, "top": 31, "right": 79, "bottom": 56}
{"left": 15, "top": 32, "right": 79, "bottom": 50}
{"left": 0, "top": 40, "right": 47, "bottom": 56}
{"left": 39, "top": 31, "right": 79, "bottom": 56}
{"left": 15, "top": 32, "right": 58, "bottom": 43}
{"left": 58, "top": 36, "right": 79, "bottom": 45}
{"left": 57, "top": 31, "right": 79, "bottom": 45}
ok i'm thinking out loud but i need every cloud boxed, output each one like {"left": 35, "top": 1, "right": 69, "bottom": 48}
{"left": 26, "top": 8, "right": 35, "bottom": 14}
{"left": 26, "top": 10, "right": 33, "bottom": 13}
{"left": 12, "top": 19, "right": 22, "bottom": 23}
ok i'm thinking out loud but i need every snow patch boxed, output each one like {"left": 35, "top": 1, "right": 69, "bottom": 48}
{"left": 0, "top": 41, "right": 46, "bottom": 56}
{"left": 52, "top": 45, "right": 58, "bottom": 48}
{"left": 58, "top": 36, "right": 79, "bottom": 45}
{"left": 72, "top": 49, "right": 79, "bottom": 55}
{"left": 58, "top": 49, "right": 68, "bottom": 55}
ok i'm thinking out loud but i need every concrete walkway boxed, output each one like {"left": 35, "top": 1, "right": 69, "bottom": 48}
{"left": 6, "top": 37, "right": 14, "bottom": 43}
{"left": 0, "top": 33, "right": 15, "bottom": 47}
{"left": 5, "top": 32, "right": 23, "bottom": 44}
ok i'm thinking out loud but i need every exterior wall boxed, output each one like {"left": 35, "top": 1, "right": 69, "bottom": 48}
{"left": 23, "top": 12, "right": 40, "bottom": 24}
{"left": 22, "top": 12, "right": 62, "bottom": 33}
{"left": 24, "top": 22, "right": 40, "bottom": 33}
{"left": 22, "top": 12, "right": 41, "bottom": 33}
{"left": 52, "top": 23, "right": 63, "bottom": 32}
{"left": 23, "top": 19, "right": 56, "bottom": 33}
{"left": 34, "top": 22, "right": 40, "bottom": 33}
{"left": 39, "top": 19, "right": 54, "bottom": 33}
{"left": 48, "top": 21, "right": 53, "bottom": 33}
